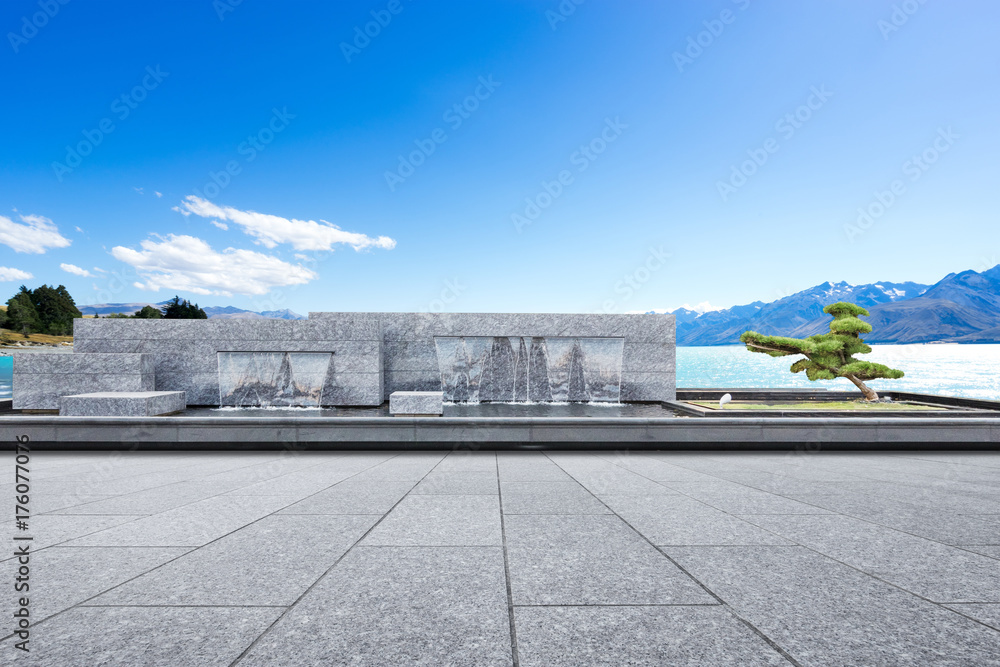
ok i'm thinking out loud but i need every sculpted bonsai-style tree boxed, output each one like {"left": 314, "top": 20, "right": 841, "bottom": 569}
{"left": 740, "top": 302, "right": 903, "bottom": 401}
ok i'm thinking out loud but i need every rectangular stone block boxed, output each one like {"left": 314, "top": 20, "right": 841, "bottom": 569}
{"left": 390, "top": 391, "right": 444, "bottom": 416}
{"left": 13, "top": 353, "right": 155, "bottom": 410}
{"left": 60, "top": 391, "right": 187, "bottom": 417}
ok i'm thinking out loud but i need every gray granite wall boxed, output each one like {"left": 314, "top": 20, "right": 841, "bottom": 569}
{"left": 64, "top": 312, "right": 674, "bottom": 407}
{"left": 309, "top": 313, "right": 676, "bottom": 402}
{"left": 13, "top": 353, "right": 155, "bottom": 410}
{"left": 72, "top": 317, "right": 382, "bottom": 406}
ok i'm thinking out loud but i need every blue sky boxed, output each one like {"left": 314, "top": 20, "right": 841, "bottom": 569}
{"left": 1, "top": 0, "right": 997, "bottom": 315}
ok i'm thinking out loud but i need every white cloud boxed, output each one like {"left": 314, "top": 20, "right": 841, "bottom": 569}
{"left": 171, "top": 206, "right": 191, "bottom": 217}
{"left": 176, "top": 195, "right": 396, "bottom": 252}
{"left": 0, "top": 213, "right": 72, "bottom": 254}
{"left": 111, "top": 234, "right": 317, "bottom": 296}
{"left": 155, "top": 191, "right": 163, "bottom": 198}
{"left": 75, "top": 226, "right": 84, "bottom": 233}
{"left": 211, "top": 220, "right": 229, "bottom": 231}
{"left": 133, "top": 187, "right": 144, "bottom": 195}
{"left": 0, "top": 267, "right": 33, "bottom": 281}
{"left": 60, "top": 263, "right": 94, "bottom": 278}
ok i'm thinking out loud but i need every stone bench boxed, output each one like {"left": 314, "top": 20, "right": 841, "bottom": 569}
{"left": 60, "top": 391, "right": 187, "bottom": 417}
{"left": 389, "top": 391, "right": 443, "bottom": 416}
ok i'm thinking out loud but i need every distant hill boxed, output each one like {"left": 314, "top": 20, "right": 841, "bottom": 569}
{"left": 79, "top": 301, "right": 305, "bottom": 320}
{"left": 670, "top": 265, "right": 1000, "bottom": 345}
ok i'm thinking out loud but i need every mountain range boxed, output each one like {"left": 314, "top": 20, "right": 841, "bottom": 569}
{"left": 670, "top": 265, "right": 1000, "bottom": 345}
{"left": 79, "top": 264, "right": 1000, "bottom": 345}
{"left": 79, "top": 301, "right": 305, "bottom": 321}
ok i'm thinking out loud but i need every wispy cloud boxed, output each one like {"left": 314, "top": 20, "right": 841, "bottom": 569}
{"left": 111, "top": 234, "right": 317, "bottom": 296}
{"left": 211, "top": 220, "right": 229, "bottom": 231}
{"left": 176, "top": 195, "right": 396, "bottom": 252}
{"left": 0, "top": 213, "right": 72, "bottom": 254}
{"left": 0, "top": 267, "right": 34, "bottom": 281}
{"left": 60, "top": 263, "right": 94, "bottom": 278}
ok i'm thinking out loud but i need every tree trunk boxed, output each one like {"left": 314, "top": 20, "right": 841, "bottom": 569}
{"left": 844, "top": 373, "right": 879, "bottom": 401}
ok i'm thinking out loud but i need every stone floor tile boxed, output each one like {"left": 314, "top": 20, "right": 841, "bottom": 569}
{"left": 90, "top": 515, "right": 378, "bottom": 606}
{"left": 2, "top": 546, "right": 190, "bottom": 620}
{"left": 237, "top": 546, "right": 512, "bottom": 666}
{"left": 667, "top": 545, "right": 1000, "bottom": 666}
{"left": 515, "top": 606, "right": 788, "bottom": 667}
{"left": 601, "top": 494, "right": 793, "bottom": 546}
{"left": 2, "top": 606, "right": 282, "bottom": 666}
{"left": 505, "top": 515, "right": 712, "bottom": 605}
{"left": 362, "top": 495, "right": 502, "bottom": 546}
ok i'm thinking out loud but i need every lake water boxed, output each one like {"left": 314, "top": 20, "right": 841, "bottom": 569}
{"left": 678, "top": 344, "right": 1000, "bottom": 400}
{"left": 1, "top": 344, "right": 998, "bottom": 401}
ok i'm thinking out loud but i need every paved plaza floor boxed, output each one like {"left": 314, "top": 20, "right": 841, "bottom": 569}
{"left": 3, "top": 449, "right": 1000, "bottom": 665}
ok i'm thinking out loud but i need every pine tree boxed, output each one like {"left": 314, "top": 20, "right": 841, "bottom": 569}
{"left": 740, "top": 301, "right": 903, "bottom": 401}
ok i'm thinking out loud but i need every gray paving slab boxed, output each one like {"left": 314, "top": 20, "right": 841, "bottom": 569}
{"left": 1, "top": 514, "right": 138, "bottom": 558}
{"left": 505, "top": 514, "right": 713, "bottom": 605}
{"left": 548, "top": 454, "right": 676, "bottom": 495}
{"left": 278, "top": 479, "right": 414, "bottom": 514}
{"left": 64, "top": 494, "right": 300, "bottom": 546}
{"left": 90, "top": 515, "right": 378, "bottom": 606}
{"left": 775, "top": 491, "right": 1000, "bottom": 545}
{"left": 3, "top": 546, "right": 190, "bottom": 621}
{"left": 48, "top": 480, "right": 243, "bottom": 515}
{"left": 362, "top": 495, "right": 502, "bottom": 546}
{"left": 500, "top": 480, "right": 611, "bottom": 514}
{"left": 666, "top": 481, "right": 833, "bottom": 514}
{"left": 237, "top": 546, "right": 513, "bottom": 667}
{"left": 515, "top": 606, "right": 788, "bottom": 667}
{"left": 963, "top": 546, "right": 1000, "bottom": 558}
{"left": 668, "top": 545, "right": 1000, "bottom": 666}
{"left": 944, "top": 604, "right": 1000, "bottom": 630}
{"left": 742, "top": 514, "right": 1000, "bottom": 602}
{"left": 2, "top": 606, "right": 283, "bottom": 666}
{"left": 601, "top": 494, "right": 793, "bottom": 546}
{"left": 411, "top": 471, "right": 499, "bottom": 494}
{"left": 435, "top": 452, "right": 498, "bottom": 472}
{"left": 497, "top": 453, "right": 572, "bottom": 481}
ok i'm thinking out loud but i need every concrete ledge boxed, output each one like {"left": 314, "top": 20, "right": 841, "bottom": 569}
{"left": 60, "top": 391, "right": 187, "bottom": 417}
{"left": 389, "top": 391, "right": 444, "bottom": 416}
{"left": 1, "top": 414, "right": 997, "bottom": 450}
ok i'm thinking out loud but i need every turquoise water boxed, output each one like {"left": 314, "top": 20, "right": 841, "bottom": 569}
{"left": 2, "top": 345, "right": 998, "bottom": 401}
{"left": 0, "top": 356, "right": 10, "bottom": 400}
{"left": 678, "top": 344, "right": 1000, "bottom": 400}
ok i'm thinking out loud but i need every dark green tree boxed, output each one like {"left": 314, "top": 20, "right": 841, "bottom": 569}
{"left": 161, "top": 295, "right": 208, "bottom": 319}
{"left": 740, "top": 301, "right": 903, "bottom": 401}
{"left": 32, "top": 284, "right": 82, "bottom": 335}
{"left": 0, "top": 305, "right": 7, "bottom": 329}
{"left": 5, "top": 286, "right": 41, "bottom": 336}
{"left": 134, "top": 305, "right": 162, "bottom": 319}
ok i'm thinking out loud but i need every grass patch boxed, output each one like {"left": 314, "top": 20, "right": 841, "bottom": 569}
{"left": 689, "top": 400, "right": 944, "bottom": 411}
{"left": 1, "top": 328, "right": 73, "bottom": 346}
